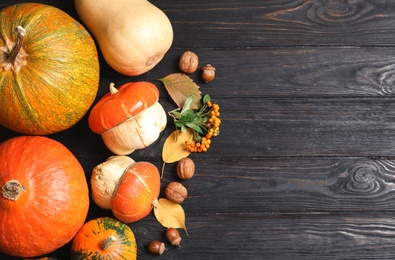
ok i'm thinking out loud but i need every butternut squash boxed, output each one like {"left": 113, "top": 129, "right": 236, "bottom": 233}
{"left": 74, "top": 0, "right": 173, "bottom": 76}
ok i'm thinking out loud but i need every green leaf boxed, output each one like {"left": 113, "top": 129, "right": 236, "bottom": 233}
{"left": 203, "top": 94, "right": 211, "bottom": 104}
{"left": 186, "top": 122, "right": 203, "bottom": 133}
{"left": 181, "top": 96, "right": 194, "bottom": 115}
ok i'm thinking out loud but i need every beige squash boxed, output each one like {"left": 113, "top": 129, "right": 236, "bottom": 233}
{"left": 75, "top": 0, "right": 173, "bottom": 76}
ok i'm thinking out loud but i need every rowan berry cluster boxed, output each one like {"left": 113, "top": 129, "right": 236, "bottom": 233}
{"left": 185, "top": 99, "right": 221, "bottom": 153}
{"left": 169, "top": 94, "right": 221, "bottom": 153}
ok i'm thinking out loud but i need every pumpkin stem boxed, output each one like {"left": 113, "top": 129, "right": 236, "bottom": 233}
{"left": 1, "top": 26, "right": 28, "bottom": 72}
{"left": 109, "top": 82, "right": 118, "bottom": 94}
{"left": 100, "top": 235, "right": 117, "bottom": 250}
{"left": 2, "top": 180, "right": 26, "bottom": 201}
{"left": 9, "top": 26, "right": 26, "bottom": 63}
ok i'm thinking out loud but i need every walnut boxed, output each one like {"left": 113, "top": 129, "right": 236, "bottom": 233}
{"left": 165, "top": 182, "right": 187, "bottom": 203}
{"left": 177, "top": 157, "right": 195, "bottom": 180}
{"left": 179, "top": 51, "right": 199, "bottom": 73}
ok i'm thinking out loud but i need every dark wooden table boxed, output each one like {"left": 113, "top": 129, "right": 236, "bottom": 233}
{"left": 3, "top": 0, "right": 395, "bottom": 259}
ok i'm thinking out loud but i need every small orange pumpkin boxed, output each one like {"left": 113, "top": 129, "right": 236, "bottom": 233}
{"left": 71, "top": 217, "right": 137, "bottom": 260}
{"left": 0, "top": 3, "right": 99, "bottom": 135}
{"left": 91, "top": 156, "right": 161, "bottom": 223}
{"left": 112, "top": 161, "right": 161, "bottom": 223}
{"left": 88, "top": 82, "right": 167, "bottom": 155}
{"left": 0, "top": 136, "right": 89, "bottom": 258}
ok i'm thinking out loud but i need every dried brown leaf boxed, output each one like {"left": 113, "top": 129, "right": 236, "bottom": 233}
{"left": 159, "top": 73, "right": 202, "bottom": 109}
{"left": 153, "top": 198, "right": 187, "bottom": 232}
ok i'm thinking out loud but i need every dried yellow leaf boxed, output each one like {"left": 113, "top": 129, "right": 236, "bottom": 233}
{"left": 162, "top": 129, "right": 194, "bottom": 163}
{"left": 153, "top": 198, "right": 187, "bottom": 232}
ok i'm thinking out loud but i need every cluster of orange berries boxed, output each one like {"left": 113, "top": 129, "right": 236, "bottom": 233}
{"left": 186, "top": 100, "right": 221, "bottom": 152}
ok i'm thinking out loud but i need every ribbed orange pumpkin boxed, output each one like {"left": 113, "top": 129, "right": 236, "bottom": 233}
{"left": 0, "top": 136, "right": 89, "bottom": 258}
{"left": 0, "top": 3, "right": 99, "bottom": 135}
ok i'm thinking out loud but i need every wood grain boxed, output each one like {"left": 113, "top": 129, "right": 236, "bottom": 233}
{"left": 158, "top": 0, "right": 395, "bottom": 48}
{"left": 2, "top": 0, "right": 395, "bottom": 259}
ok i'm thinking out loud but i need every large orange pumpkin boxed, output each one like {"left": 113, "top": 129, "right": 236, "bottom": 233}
{"left": 0, "top": 136, "right": 90, "bottom": 258}
{"left": 0, "top": 3, "right": 99, "bottom": 135}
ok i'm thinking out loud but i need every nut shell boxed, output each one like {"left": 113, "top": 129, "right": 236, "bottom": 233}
{"left": 165, "top": 182, "right": 187, "bottom": 203}
{"left": 148, "top": 240, "right": 165, "bottom": 255}
{"left": 179, "top": 51, "right": 199, "bottom": 73}
{"left": 201, "top": 64, "right": 216, "bottom": 83}
{"left": 177, "top": 157, "right": 195, "bottom": 180}
{"left": 165, "top": 228, "right": 182, "bottom": 247}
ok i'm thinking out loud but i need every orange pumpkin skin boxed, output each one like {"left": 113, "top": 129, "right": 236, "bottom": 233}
{"left": 71, "top": 217, "right": 137, "bottom": 260}
{"left": 0, "top": 136, "right": 89, "bottom": 258}
{"left": 88, "top": 81, "right": 160, "bottom": 134}
{"left": 25, "top": 257, "right": 58, "bottom": 260}
{"left": 112, "top": 162, "right": 161, "bottom": 223}
{"left": 0, "top": 3, "right": 99, "bottom": 135}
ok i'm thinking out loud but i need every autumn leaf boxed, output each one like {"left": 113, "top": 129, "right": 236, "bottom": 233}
{"left": 153, "top": 198, "right": 187, "bottom": 233}
{"left": 162, "top": 129, "right": 194, "bottom": 163}
{"left": 159, "top": 73, "right": 202, "bottom": 109}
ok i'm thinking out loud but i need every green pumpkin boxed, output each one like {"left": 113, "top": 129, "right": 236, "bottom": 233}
{"left": 71, "top": 217, "right": 137, "bottom": 260}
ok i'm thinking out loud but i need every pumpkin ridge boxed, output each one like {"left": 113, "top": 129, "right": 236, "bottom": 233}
{"left": 129, "top": 168, "right": 153, "bottom": 198}
{"left": 11, "top": 74, "right": 43, "bottom": 131}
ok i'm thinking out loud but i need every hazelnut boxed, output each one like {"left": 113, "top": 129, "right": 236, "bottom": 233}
{"left": 179, "top": 51, "right": 199, "bottom": 73}
{"left": 165, "top": 182, "right": 187, "bottom": 203}
{"left": 165, "top": 228, "right": 182, "bottom": 247}
{"left": 177, "top": 157, "right": 195, "bottom": 180}
{"left": 147, "top": 240, "right": 166, "bottom": 255}
{"left": 201, "top": 64, "right": 216, "bottom": 83}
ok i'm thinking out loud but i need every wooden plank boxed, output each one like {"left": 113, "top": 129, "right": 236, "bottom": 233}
{"left": 161, "top": 158, "right": 395, "bottom": 214}
{"left": 170, "top": 47, "right": 395, "bottom": 98}
{"left": 88, "top": 47, "right": 395, "bottom": 99}
{"left": 158, "top": 0, "right": 395, "bottom": 48}
{"left": 130, "top": 213, "right": 395, "bottom": 259}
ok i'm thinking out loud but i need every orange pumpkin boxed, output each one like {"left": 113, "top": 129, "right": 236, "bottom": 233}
{"left": 112, "top": 161, "right": 161, "bottom": 223}
{"left": 91, "top": 156, "right": 161, "bottom": 223}
{"left": 71, "top": 217, "right": 137, "bottom": 260}
{"left": 0, "top": 136, "right": 89, "bottom": 258}
{"left": 0, "top": 3, "right": 99, "bottom": 135}
{"left": 88, "top": 82, "right": 167, "bottom": 155}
